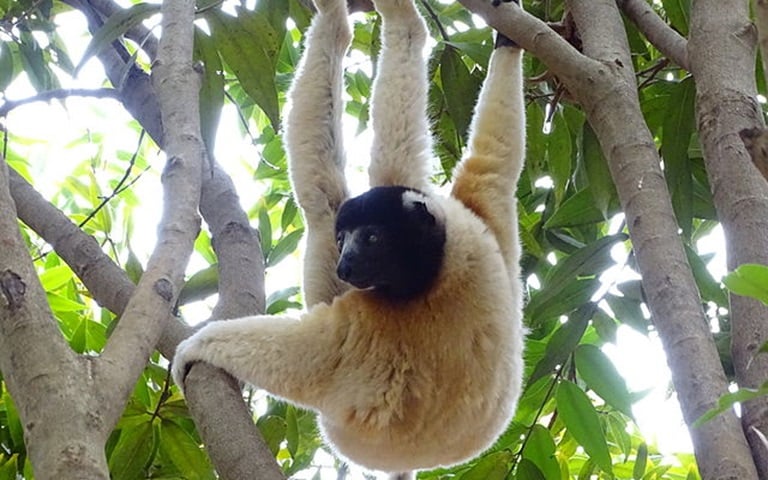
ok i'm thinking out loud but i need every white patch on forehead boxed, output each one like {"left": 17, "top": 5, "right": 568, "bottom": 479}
{"left": 402, "top": 190, "right": 446, "bottom": 224}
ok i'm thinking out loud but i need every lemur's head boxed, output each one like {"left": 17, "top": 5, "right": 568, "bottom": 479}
{"left": 335, "top": 186, "right": 446, "bottom": 300}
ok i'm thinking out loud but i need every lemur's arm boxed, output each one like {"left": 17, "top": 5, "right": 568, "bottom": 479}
{"left": 172, "top": 305, "right": 346, "bottom": 408}
{"left": 285, "top": 0, "right": 352, "bottom": 306}
{"left": 451, "top": 24, "right": 525, "bottom": 277}
{"left": 368, "top": 0, "right": 432, "bottom": 190}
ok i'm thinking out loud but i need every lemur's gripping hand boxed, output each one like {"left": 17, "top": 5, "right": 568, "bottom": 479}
{"left": 491, "top": 0, "right": 520, "bottom": 47}
{"left": 171, "top": 335, "right": 206, "bottom": 394}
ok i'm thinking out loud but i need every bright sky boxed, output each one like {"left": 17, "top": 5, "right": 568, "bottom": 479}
{"left": 1, "top": 4, "right": 736, "bottom": 477}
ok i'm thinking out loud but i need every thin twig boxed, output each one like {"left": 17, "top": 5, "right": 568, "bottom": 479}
{"left": 0, "top": 88, "right": 121, "bottom": 117}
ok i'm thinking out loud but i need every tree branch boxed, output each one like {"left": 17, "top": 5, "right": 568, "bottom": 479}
{"left": 689, "top": 0, "right": 768, "bottom": 476}
{"left": 0, "top": 159, "right": 109, "bottom": 478}
{"left": 0, "top": 88, "right": 121, "bottom": 117}
{"left": 459, "top": 1, "right": 760, "bottom": 478}
{"left": 94, "top": 0, "right": 203, "bottom": 430}
{"left": 8, "top": 168, "right": 192, "bottom": 357}
{"left": 617, "top": 0, "right": 690, "bottom": 70}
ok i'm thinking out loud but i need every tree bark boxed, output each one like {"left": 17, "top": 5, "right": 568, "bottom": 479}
{"left": 0, "top": 160, "right": 108, "bottom": 479}
{"left": 456, "top": 1, "right": 759, "bottom": 478}
{"left": 689, "top": 1, "right": 768, "bottom": 476}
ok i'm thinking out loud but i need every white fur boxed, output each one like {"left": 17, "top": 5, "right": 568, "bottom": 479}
{"left": 173, "top": 0, "right": 526, "bottom": 474}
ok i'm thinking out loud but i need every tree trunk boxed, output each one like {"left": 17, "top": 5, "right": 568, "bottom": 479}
{"left": 689, "top": 1, "right": 768, "bottom": 476}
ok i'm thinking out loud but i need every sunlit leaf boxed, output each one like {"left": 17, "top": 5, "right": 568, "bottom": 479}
{"left": 556, "top": 381, "right": 613, "bottom": 475}
{"left": 76, "top": 3, "right": 161, "bottom": 73}
{"left": 522, "top": 425, "right": 561, "bottom": 480}
{"left": 575, "top": 344, "right": 634, "bottom": 419}
{"left": 723, "top": 263, "right": 768, "bottom": 305}
{"left": 694, "top": 380, "right": 768, "bottom": 427}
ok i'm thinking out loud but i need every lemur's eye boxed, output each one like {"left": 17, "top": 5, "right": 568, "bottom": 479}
{"left": 336, "top": 233, "right": 345, "bottom": 251}
{"left": 367, "top": 233, "right": 378, "bottom": 244}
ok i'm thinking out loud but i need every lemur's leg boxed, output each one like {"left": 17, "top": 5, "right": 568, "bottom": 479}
{"left": 285, "top": 0, "right": 351, "bottom": 306}
{"left": 368, "top": 0, "right": 433, "bottom": 190}
{"left": 451, "top": 25, "right": 525, "bottom": 279}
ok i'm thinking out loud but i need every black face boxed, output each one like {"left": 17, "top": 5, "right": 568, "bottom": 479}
{"left": 335, "top": 186, "right": 446, "bottom": 300}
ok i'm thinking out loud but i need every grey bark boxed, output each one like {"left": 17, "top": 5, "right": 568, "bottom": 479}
{"left": 456, "top": 1, "right": 759, "bottom": 478}
{"left": 689, "top": 1, "right": 768, "bottom": 476}
{"left": 5, "top": 0, "right": 284, "bottom": 476}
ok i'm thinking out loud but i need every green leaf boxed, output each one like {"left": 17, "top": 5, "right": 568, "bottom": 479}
{"left": 723, "top": 263, "right": 768, "bottom": 305}
{"left": 18, "top": 33, "right": 59, "bottom": 91}
{"left": 440, "top": 46, "right": 480, "bottom": 142}
{"left": 462, "top": 450, "right": 512, "bottom": 480}
{"left": 0, "top": 42, "right": 15, "bottom": 91}
{"left": 160, "top": 419, "right": 215, "bottom": 479}
{"left": 194, "top": 28, "right": 225, "bottom": 153}
{"left": 527, "top": 234, "right": 627, "bottom": 320}
{"left": 267, "top": 228, "right": 304, "bottom": 267}
{"left": 286, "top": 404, "right": 299, "bottom": 457}
{"left": 685, "top": 244, "right": 727, "bottom": 305}
{"left": 515, "top": 458, "right": 546, "bottom": 480}
{"left": 258, "top": 206, "right": 273, "bottom": 260}
{"left": 206, "top": 4, "right": 285, "bottom": 131}
{"left": 556, "top": 380, "right": 613, "bottom": 475}
{"left": 527, "top": 303, "right": 594, "bottom": 386}
{"left": 547, "top": 109, "right": 572, "bottom": 204}
{"left": 178, "top": 265, "right": 219, "bottom": 305}
{"left": 633, "top": 442, "right": 648, "bottom": 479}
{"left": 256, "top": 415, "right": 286, "bottom": 456}
{"left": 39, "top": 265, "right": 74, "bottom": 291}
{"left": 543, "top": 188, "right": 605, "bottom": 228}
{"left": 582, "top": 122, "right": 616, "bottom": 217}
{"left": 2, "top": 391, "right": 23, "bottom": 453}
{"left": 108, "top": 422, "right": 154, "bottom": 480}
{"left": 605, "top": 293, "right": 648, "bottom": 334}
{"left": 125, "top": 247, "right": 144, "bottom": 284}
{"left": 46, "top": 292, "right": 86, "bottom": 312}
{"left": 661, "top": 77, "right": 695, "bottom": 238}
{"left": 76, "top": 3, "right": 161, "bottom": 73}
{"left": 662, "top": 0, "right": 690, "bottom": 36}
{"left": 575, "top": 344, "right": 634, "bottom": 419}
{"left": 522, "top": 425, "right": 561, "bottom": 480}
{"left": 694, "top": 380, "right": 768, "bottom": 427}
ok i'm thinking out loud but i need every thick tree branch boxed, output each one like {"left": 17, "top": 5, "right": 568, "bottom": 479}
{"left": 182, "top": 163, "right": 284, "bottom": 479}
{"left": 689, "top": 1, "right": 768, "bottom": 476}
{"left": 0, "top": 159, "right": 108, "bottom": 478}
{"left": 459, "top": 1, "right": 759, "bottom": 478}
{"left": 7, "top": 168, "right": 192, "bottom": 356}
{"left": 455, "top": 0, "right": 597, "bottom": 89}
{"left": 63, "top": 0, "right": 281, "bottom": 475}
{"left": 617, "top": 0, "right": 690, "bottom": 70}
{"left": 94, "top": 0, "right": 203, "bottom": 430}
